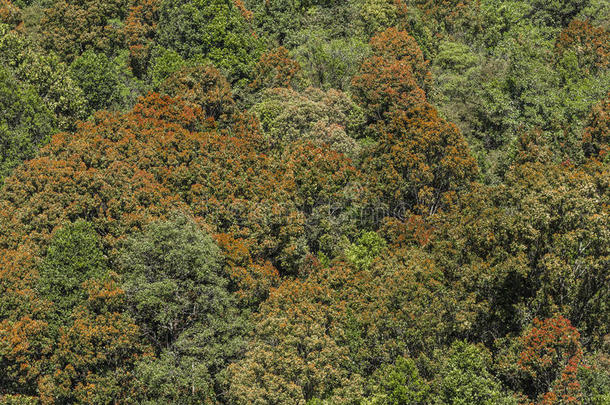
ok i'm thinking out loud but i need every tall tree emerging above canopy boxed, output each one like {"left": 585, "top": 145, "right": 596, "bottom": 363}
{"left": 352, "top": 28, "right": 431, "bottom": 123}
{"left": 353, "top": 27, "right": 477, "bottom": 218}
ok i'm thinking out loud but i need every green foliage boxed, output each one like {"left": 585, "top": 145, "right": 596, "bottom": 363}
{"left": 253, "top": 86, "right": 365, "bottom": 154}
{"left": 364, "top": 356, "right": 430, "bottom": 405}
{"left": 0, "top": 0, "right": 609, "bottom": 403}
{"left": 0, "top": 65, "right": 54, "bottom": 182}
{"left": 0, "top": 24, "right": 86, "bottom": 129}
{"left": 156, "top": 0, "right": 263, "bottom": 85}
{"left": 120, "top": 212, "right": 247, "bottom": 403}
{"left": 431, "top": 341, "right": 517, "bottom": 405}
{"left": 431, "top": 141, "right": 610, "bottom": 344}
{"left": 149, "top": 47, "right": 187, "bottom": 88}
{"left": 69, "top": 50, "right": 123, "bottom": 114}
{"left": 294, "top": 34, "right": 370, "bottom": 90}
{"left": 357, "top": 0, "right": 398, "bottom": 37}
{"left": 37, "top": 220, "right": 107, "bottom": 325}
{"left": 528, "top": 0, "right": 588, "bottom": 27}
{"left": 345, "top": 231, "right": 387, "bottom": 270}
{"left": 578, "top": 347, "right": 610, "bottom": 405}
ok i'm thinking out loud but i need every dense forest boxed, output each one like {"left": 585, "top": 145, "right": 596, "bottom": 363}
{"left": 0, "top": 0, "right": 608, "bottom": 403}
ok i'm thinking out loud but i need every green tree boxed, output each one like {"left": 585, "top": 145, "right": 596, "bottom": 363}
{"left": 120, "top": 213, "right": 247, "bottom": 403}
{"left": 0, "top": 23, "right": 87, "bottom": 130}
{"left": 0, "top": 65, "right": 54, "bottom": 182}
{"left": 431, "top": 341, "right": 517, "bottom": 405}
{"left": 156, "top": 0, "right": 263, "bottom": 84}
{"left": 69, "top": 50, "right": 123, "bottom": 114}
{"left": 345, "top": 231, "right": 387, "bottom": 270}
{"left": 37, "top": 220, "right": 107, "bottom": 328}
{"left": 364, "top": 356, "right": 430, "bottom": 405}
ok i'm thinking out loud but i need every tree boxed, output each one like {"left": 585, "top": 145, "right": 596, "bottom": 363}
{"left": 0, "top": 23, "right": 87, "bottom": 131}
{"left": 0, "top": 247, "right": 50, "bottom": 398}
{"left": 38, "top": 0, "right": 128, "bottom": 63}
{"left": 503, "top": 315, "right": 585, "bottom": 404}
{"left": 364, "top": 356, "right": 430, "bottom": 405}
{"left": 250, "top": 46, "right": 301, "bottom": 91}
{"left": 352, "top": 28, "right": 430, "bottom": 124}
{"left": 363, "top": 104, "right": 479, "bottom": 217}
{"left": 69, "top": 50, "right": 123, "bottom": 114}
{"left": 367, "top": 27, "right": 432, "bottom": 93}
{"left": 351, "top": 28, "right": 478, "bottom": 218}
{"left": 156, "top": 0, "right": 263, "bottom": 84}
{"left": 253, "top": 86, "right": 365, "bottom": 155}
{"left": 280, "top": 140, "right": 364, "bottom": 259}
{"left": 429, "top": 133, "right": 610, "bottom": 344}
{"left": 0, "top": 0, "right": 21, "bottom": 27}
{"left": 120, "top": 213, "right": 247, "bottom": 403}
{"left": 37, "top": 220, "right": 107, "bottom": 330}
{"left": 38, "top": 274, "right": 147, "bottom": 404}
{"left": 158, "top": 64, "right": 236, "bottom": 124}
{"left": 529, "top": 0, "right": 589, "bottom": 27}
{"left": 555, "top": 20, "right": 609, "bottom": 77}
{"left": 123, "top": 0, "right": 159, "bottom": 78}
{"left": 430, "top": 341, "right": 517, "bottom": 405}
{"left": 0, "top": 64, "right": 54, "bottom": 182}
{"left": 228, "top": 248, "right": 453, "bottom": 403}
{"left": 410, "top": 0, "right": 480, "bottom": 37}
{"left": 345, "top": 231, "right": 387, "bottom": 270}
{"left": 582, "top": 93, "right": 609, "bottom": 161}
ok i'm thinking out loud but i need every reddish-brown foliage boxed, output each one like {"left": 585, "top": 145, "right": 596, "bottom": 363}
{"left": 556, "top": 19, "right": 610, "bottom": 75}
{"left": 365, "top": 104, "right": 478, "bottom": 216}
{"left": 353, "top": 28, "right": 477, "bottom": 221}
{"left": 123, "top": 0, "right": 159, "bottom": 77}
{"left": 37, "top": 275, "right": 149, "bottom": 404}
{"left": 0, "top": 89, "right": 307, "bottom": 284}
{"left": 368, "top": 27, "right": 432, "bottom": 92}
{"left": 352, "top": 28, "right": 431, "bottom": 122}
{"left": 0, "top": 0, "right": 21, "bottom": 28}
{"left": 40, "top": 0, "right": 128, "bottom": 62}
{"left": 582, "top": 93, "right": 610, "bottom": 160}
{"left": 352, "top": 55, "right": 427, "bottom": 123}
{"left": 0, "top": 91, "right": 315, "bottom": 398}
{"left": 233, "top": 0, "right": 253, "bottom": 23}
{"left": 159, "top": 65, "right": 236, "bottom": 124}
{"left": 519, "top": 316, "right": 584, "bottom": 404}
{"left": 250, "top": 46, "right": 301, "bottom": 90}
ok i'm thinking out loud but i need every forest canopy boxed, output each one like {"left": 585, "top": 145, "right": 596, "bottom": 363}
{"left": 0, "top": 0, "right": 608, "bottom": 404}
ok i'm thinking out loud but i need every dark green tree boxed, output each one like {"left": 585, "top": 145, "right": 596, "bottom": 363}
{"left": 37, "top": 220, "right": 108, "bottom": 327}
{"left": 120, "top": 212, "right": 247, "bottom": 403}
{"left": 0, "top": 65, "right": 54, "bottom": 182}
{"left": 69, "top": 50, "right": 123, "bottom": 114}
{"left": 156, "top": 0, "right": 263, "bottom": 85}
